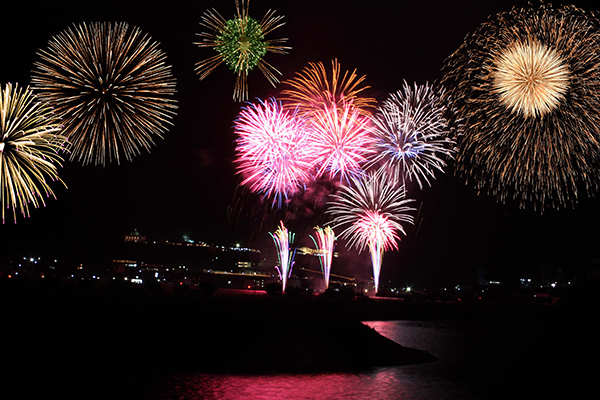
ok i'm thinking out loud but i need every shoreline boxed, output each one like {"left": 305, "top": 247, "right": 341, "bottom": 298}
{"left": 2, "top": 280, "right": 597, "bottom": 400}
{"left": 3, "top": 281, "right": 580, "bottom": 375}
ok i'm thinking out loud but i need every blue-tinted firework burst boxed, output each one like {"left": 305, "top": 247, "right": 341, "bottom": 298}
{"left": 367, "top": 82, "right": 456, "bottom": 189}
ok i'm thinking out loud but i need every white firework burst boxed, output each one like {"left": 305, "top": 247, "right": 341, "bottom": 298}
{"left": 327, "top": 169, "right": 414, "bottom": 292}
{"left": 367, "top": 82, "right": 456, "bottom": 189}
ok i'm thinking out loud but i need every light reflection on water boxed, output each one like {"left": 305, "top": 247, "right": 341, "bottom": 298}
{"left": 153, "top": 370, "right": 421, "bottom": 400}
{"left": 139, "top": 368, "right": 469, "bottom": 400}
{"left": 121, "top": 317, "right": 597, "bottom": 399}
{"left": 136, "top": 321, "right": 482, "bottom": 400}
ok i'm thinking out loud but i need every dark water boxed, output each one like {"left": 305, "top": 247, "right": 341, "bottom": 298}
{"left": 113, "top": 317, "right": 593, "bottom": 400}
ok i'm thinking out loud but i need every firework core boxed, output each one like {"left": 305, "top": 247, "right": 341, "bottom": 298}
{"left": 492, "top": 40, "right": 570, "bottom": 118}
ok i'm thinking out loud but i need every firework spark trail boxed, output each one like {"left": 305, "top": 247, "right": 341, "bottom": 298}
{"left": 442, "top": 3, "right": 600, "bottom": 210}
{"left": 310, "top": 226, "right": 336, "bottom": 289}
{"left": 368, "top": 82, "right": 457, "bottom": 189}
{"left": 327, "top": 170, "right": 414, "bottom": 293}
{"left": 0, "top": 84, "right": 67, "bottom": 223}
{"left": 233, "top": 98, "right": 313, "bottom": 208}
{"left": 308, "top": 102, "right": 375, "bottom": 183}
{"left": 31, "top": 22, "right": 178, "bottom": 166}
{"left": 280, "top": 59, "right": 377, "bottom": 117}
{"left": 270, "top": 221, "right": 296, "bottom": 293}
{"left": 195, "top": 0, "right": 290, "bottom": 101}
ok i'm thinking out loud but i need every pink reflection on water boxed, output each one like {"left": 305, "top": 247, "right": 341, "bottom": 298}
{"left": 153, "top": 370, "right": 425, "bottom": 400}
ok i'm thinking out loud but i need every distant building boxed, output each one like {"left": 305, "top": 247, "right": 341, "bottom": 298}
{"left": 111, "top": 259, "right": 137, "bottom": 274}
{"left": 124, "top": 229, "right": 146, "bottom": 243}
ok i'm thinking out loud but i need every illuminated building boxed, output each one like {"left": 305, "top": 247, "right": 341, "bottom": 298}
{"left": 124, "top": 229, "right": 146, "bottom": 243}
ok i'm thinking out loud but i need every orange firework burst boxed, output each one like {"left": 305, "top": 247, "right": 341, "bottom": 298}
{"left": 280, "top": 59, "right": 377, "bottom": 116}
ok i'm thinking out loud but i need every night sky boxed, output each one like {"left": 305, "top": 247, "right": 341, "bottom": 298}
{"left": 2, "top": 0, "right": 600, "bottom": 288}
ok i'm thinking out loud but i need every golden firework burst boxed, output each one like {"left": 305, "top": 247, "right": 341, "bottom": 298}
{"left": 492, "top": 40, "right": 570, "bottom": 118}
{"left": 0, "top": 84, "right": 67, "bottom": 223}
{"left": 442, "top": 4, "right": 600, "bottom": 211}
{"left": 32, "top": 22, "right": 178, "bottom": 166}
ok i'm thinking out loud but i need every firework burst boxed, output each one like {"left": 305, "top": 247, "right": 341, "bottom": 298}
{"left": 492, "top": 40, "right": 570, "bottom": 118}
{"left": 31, "top": 22, "right": 178, "bottom": 166}
{"left": 233, "top": 98, "right": 313, "bottom": 208}
{"left": 327, "top": 170, "right": 414, "bottom": 292}
{"left": 280, "top": 59, "right": 377, "bottom": 116}
{"left": 310, "top": 226, "right": 336, "bottom": 289}
{"left": 270, "top": 221, "right": 296, "bottom": 293}
{"left": 195, "top": 0, "right": 290, "bottom": 101}
{"left": 308, "top": 102, "right": 374, "bottom": 183}
{"left": 368, "top": 82, "right": 456, "bottom": 189}
{"left": 0, "top": 84, "right": 67, "bottom": 223}
{"left": 442, "top": 3, "right": 600, "bottom": 210}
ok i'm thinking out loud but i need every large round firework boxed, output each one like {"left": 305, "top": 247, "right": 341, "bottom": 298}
{"left": 195, "top": 0, "right": 290, "bottom": 101}
{"left": 0, "top": 84, "right": 67, "bottom": 223}
{"left": 31, "top": 22, "right": 178, "bottom": 166}
{"left": 233, "top": 98, "right": 313, "bottom": 208}
{"left": 442, "top": 4, "right": 600, "bottom": 210}
{"left": 280, "top": 59, "right": 377, "bottom": 116}
{"left": 327, "top": 170, "right": 414, "bottom": 292}
{"left": 308, "top": 102, "right": 374, "bottom": 183}
{"left": 368, "top": 82, "right": 456, "bottom": 189}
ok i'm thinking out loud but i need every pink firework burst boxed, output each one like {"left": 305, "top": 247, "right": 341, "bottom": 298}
{"left": 354, "top": 211, "right": 401, "bottom": 292}
{"left": 354, "top": 211, "right": 400, "bottom": 252}
{"left": 234, "top": 98, "right": 314, "bottom": 207}
{"left": 308, "top": 102, "right": 374, "bottom": 183}
{"left": 327, "top": 170, "right": 414, "bottom": 292}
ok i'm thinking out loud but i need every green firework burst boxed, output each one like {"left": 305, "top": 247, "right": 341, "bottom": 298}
{"left": 195, "top": 0, "right": 290, "bottom": 101}
{"left": 217, "top": 17, "right": 267, "bottom": 73}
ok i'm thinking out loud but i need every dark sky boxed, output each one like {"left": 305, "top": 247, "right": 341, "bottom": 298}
{"left": 2, "top": 0, "right": 600, "bottom": 287}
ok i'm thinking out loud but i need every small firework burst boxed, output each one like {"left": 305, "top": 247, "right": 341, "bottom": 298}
{"left": 195, "top": 0, "right": 290, "bottom": 101}
{"left": 442, "top": 3, "right": 600, "bottom": 210}
{"left": 280, "top": 59, "right": 377, "bottom": 116}
{"left": 310, "top": 226, "right": 336, "bottom": 289}
{"left": 327, "top": 170, "right": 414, "bottom": 292}
{"left": 0, "top": 84, "right": 67, "bottom": 223}
{"left": 270, "top": 221, "right": 296, "bottom": 293}
{"left": 368, "top": 82, "right": 456, "bottom": 189}
{"left": 308, "top": 102, "right": 374, "bottom": 183}
{"left": 233, "top": 98, "right": 313, "bottom": 208}
{"left": 31, "top": 22, "right": 178, "bottom": 166}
